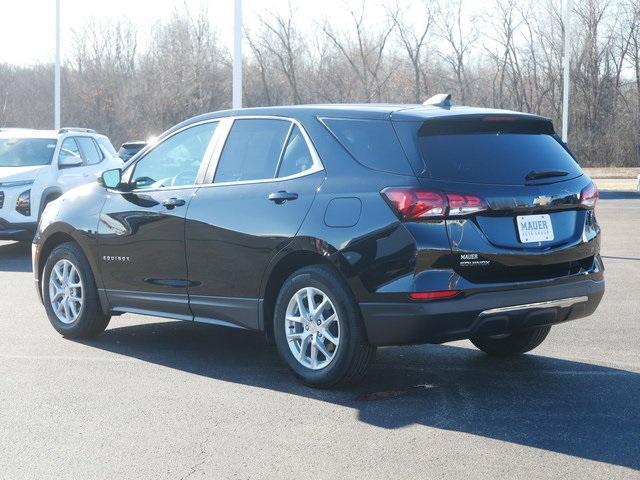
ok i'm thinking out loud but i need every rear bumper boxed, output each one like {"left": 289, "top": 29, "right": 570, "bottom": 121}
{"left": 0, "top": 219, "right": 36, "bottom": 240}
{"left": 359, "top": 276, "right": 605, "bottom": 346}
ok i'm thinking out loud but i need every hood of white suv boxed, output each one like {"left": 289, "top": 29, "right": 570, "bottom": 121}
{"left": 0, "top": 165, "right": 48, "bottom": 185}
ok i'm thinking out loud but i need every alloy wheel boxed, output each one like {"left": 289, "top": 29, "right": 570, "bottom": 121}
{"left": 285, "top": 287, "right": 340, "bottom": 370}
{"left": 48, "top": 259, "right": 84, "bottom": 324}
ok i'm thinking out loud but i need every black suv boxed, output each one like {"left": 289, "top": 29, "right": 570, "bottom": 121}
{"left": 33, "top": 102, "right": 604, "bottom": 387}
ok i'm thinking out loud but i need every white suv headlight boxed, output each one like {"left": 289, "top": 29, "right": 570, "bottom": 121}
{"left": 16, "top": 189, "right": 31, "bottom": 216}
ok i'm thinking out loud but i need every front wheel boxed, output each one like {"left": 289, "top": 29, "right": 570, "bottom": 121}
{"left": 273, "top": 265, "right": 375, "bottom": 388}
{"left": 42, "top": 242, "right": 110, "bottom": 338}
{"left": 470, "top": 325, "right": 551, "bottom": 356}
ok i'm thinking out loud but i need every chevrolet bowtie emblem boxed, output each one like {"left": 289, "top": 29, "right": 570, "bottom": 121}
{"left": 534, "top": 195, "right": 551, "bottom": 206}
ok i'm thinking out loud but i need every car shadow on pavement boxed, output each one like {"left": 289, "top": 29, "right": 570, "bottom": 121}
{"left": 78, "top": 320, "right": 640, "bottom": 471}
{"left": 0, "top": 241, "right": 32, "bottom": 272}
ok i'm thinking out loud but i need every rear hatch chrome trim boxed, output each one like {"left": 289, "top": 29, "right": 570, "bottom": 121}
{"left": 480, "top": 296, "right": 589, "bottom": 316}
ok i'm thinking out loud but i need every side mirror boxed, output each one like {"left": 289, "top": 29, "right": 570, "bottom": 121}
{"left": 100, "top": 168, "right": 122, "bottom": 189}
{"left": 59, "top": 155, "right": 83, "bottom": 168}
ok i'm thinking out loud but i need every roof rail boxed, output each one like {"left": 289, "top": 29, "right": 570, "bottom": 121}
{"left": 58, "top": 127, "right": 96, "bottom": 134}
{"left": 423, "top": 93, "right": 453, "bottom": 108}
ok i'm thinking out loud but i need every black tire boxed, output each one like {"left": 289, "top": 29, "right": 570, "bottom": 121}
{"left": 273, "top": 265, "right": 375, "bottom": 388}
{"left": 42, "top": 242, "right": 110, "bottom": 338}
{"left": 470, "top": 325, "right": 551, "bottom": 356}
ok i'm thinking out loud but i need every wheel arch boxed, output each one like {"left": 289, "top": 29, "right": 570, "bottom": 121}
{"left": 260, "top": 242, "right": 355, "bottom": 342}
{"left": 38, "top": 187, "right": 63, "bottom": 217}
{"left": 37, "top": 226, "right": 99, "bottom": 290}
{"left": 37, "top": 231, "right": 75, "bottom": 284}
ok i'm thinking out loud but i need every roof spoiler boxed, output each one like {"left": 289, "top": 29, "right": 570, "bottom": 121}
{"left": 59, "top": 127, "right": 96, "bottom": 134}
{"left": 423, "top": 93, "right": 453, "bottom": 108}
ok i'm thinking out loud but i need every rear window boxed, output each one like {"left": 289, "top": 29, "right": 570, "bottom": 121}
{"left": 396, "top": 117, "right": 583, "bottom": 185}
{"left": 321, "top": 118, "right": 412, "bottom": 175}
{"left": 120, "top": 145, "right": 144, "bottom": 156}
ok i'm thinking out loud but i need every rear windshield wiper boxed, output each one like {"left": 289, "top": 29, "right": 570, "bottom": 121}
{"left": 525, "top": 169, "right": 569, "bottom": 181}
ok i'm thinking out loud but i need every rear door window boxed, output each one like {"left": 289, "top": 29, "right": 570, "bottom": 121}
{"left": 395, "top": 117, "right": 583, "bottom": 185}
{"left": 214, "top": 119, "right": 291, "bottom": 183}
{"left": 277, "top": 125, "right": 313, "bottom": 178}
{"left": 321, "top": 118, "right": 413, "bottom": 175}
{"left": 59, "top": 138, "right": 83, "bottom": 166}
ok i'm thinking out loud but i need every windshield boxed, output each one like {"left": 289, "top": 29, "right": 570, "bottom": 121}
{"left": 0, "top": 138, "right": 57, "bottom": 167}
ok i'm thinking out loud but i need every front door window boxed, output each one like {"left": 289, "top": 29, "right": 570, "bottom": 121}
{"left": 131, "top": 122, "right": 218, "bottom": 189}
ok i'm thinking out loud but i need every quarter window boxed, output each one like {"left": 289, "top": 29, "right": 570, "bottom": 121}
{"left": 322, "top": 118, "right": 413, "bottom": 175}
{"left": 214, "top": 119, "right": 291, "bottom": 183}
{"left": 131, "top": 122, "right": 217, "bottom": 189}
{"left": 76, "top": 137, "right": 104, "bottom": 165}
{"left": 277, "top": 125, "right": 313, "bottom": 178}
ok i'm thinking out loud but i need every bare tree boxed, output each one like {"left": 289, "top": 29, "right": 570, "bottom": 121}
{"left": 322, "top": 1, "right": 396, "bottom": 102}
{"left": 623, "top": 0, "right": 640, "bottom": 164}
{"left": 246, "top": 5, "right": 306, "bottom": 104}
{"left": 0, "top": 0, "right": 639, "bottom": 166}
{"left": 434, "top": 0, "right": 477, "bottom": 103}
{"left": 387, "top": 1, "right": 436, "bottom": 102}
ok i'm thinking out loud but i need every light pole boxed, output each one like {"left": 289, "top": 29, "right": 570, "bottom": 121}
{"left": 232, "top": 0, "right": 243, "bottom": 109}
{"left": 561, "top": 0, "right": 572, "bottom": 143}
{"left": 54, "top": 0, "right": 61, "bottom": 130}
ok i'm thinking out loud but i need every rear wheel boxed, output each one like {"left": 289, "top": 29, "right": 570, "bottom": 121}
{"left": 470, "top": 325, "right": 551, "bottom": 356}
{"left": 42, "top": 242, "right": 110, "bottom": 338}
{"left": 273, "top": 265, "right": 375, "bottom": 388}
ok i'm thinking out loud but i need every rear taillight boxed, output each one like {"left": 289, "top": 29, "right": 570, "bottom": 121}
{"left": 446, "top": 193, "right": 488, "bottom": 216}
{"left": 580, "top": 181, "right": 598, "bottom": 208}
{"left": 381, "top": 188, "right": 446, "bottom": 219}
{"left": 381, "top": 187, "right": 488, "bottom": 221}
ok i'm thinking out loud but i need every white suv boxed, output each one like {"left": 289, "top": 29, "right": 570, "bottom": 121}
{"left": 0, "top": 128, "right": 123, "bottom": 241}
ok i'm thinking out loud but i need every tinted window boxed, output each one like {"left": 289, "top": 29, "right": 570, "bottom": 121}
{"left": 131, "top": 122, "right": 217, "bottom": 189}
{"left": 322, "top": 118, "right": 412, "bottom": 175}
{"left": 118, "top": 144, "right": 145, "bottom": 161}
{"left": 214, "top": 119, "right": 291, "bottom": 183}
{"left": 277, "top": 125, "right": 313, "bottom": 178}
{"left": 0, "top": 138, "right": 57, "bottom": 167}
{"left": 76, "top": 137, "right": 103, "bottom": 165}
{"left": 409, "top": 120, "right": 582, "bottom": 185}
{"left": 59, "top": 138, "right": 82, "bottom": 165}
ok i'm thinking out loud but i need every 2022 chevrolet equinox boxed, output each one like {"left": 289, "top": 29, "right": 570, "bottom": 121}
{"left": 33, "top": 100, "right": 605, "bottom": 387}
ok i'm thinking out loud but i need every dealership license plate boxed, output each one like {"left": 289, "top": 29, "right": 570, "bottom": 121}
{"left": 516, "top": 214, "right": 554, "bottom": 243}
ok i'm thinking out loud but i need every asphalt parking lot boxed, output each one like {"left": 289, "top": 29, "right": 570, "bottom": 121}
{"left": 0, "top": 194, "right": 638, "bottom": 480}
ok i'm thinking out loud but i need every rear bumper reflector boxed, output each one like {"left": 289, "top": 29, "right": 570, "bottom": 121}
{"left": 409, "top": 290, "right": 461, "bottom": 301}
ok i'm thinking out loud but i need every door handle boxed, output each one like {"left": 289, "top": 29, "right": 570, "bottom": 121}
{"left": 162, "top": 198, "right": 186, "bottom": 210}
{"left": 268, "top": 191, "right": 298, "bottom": 204}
